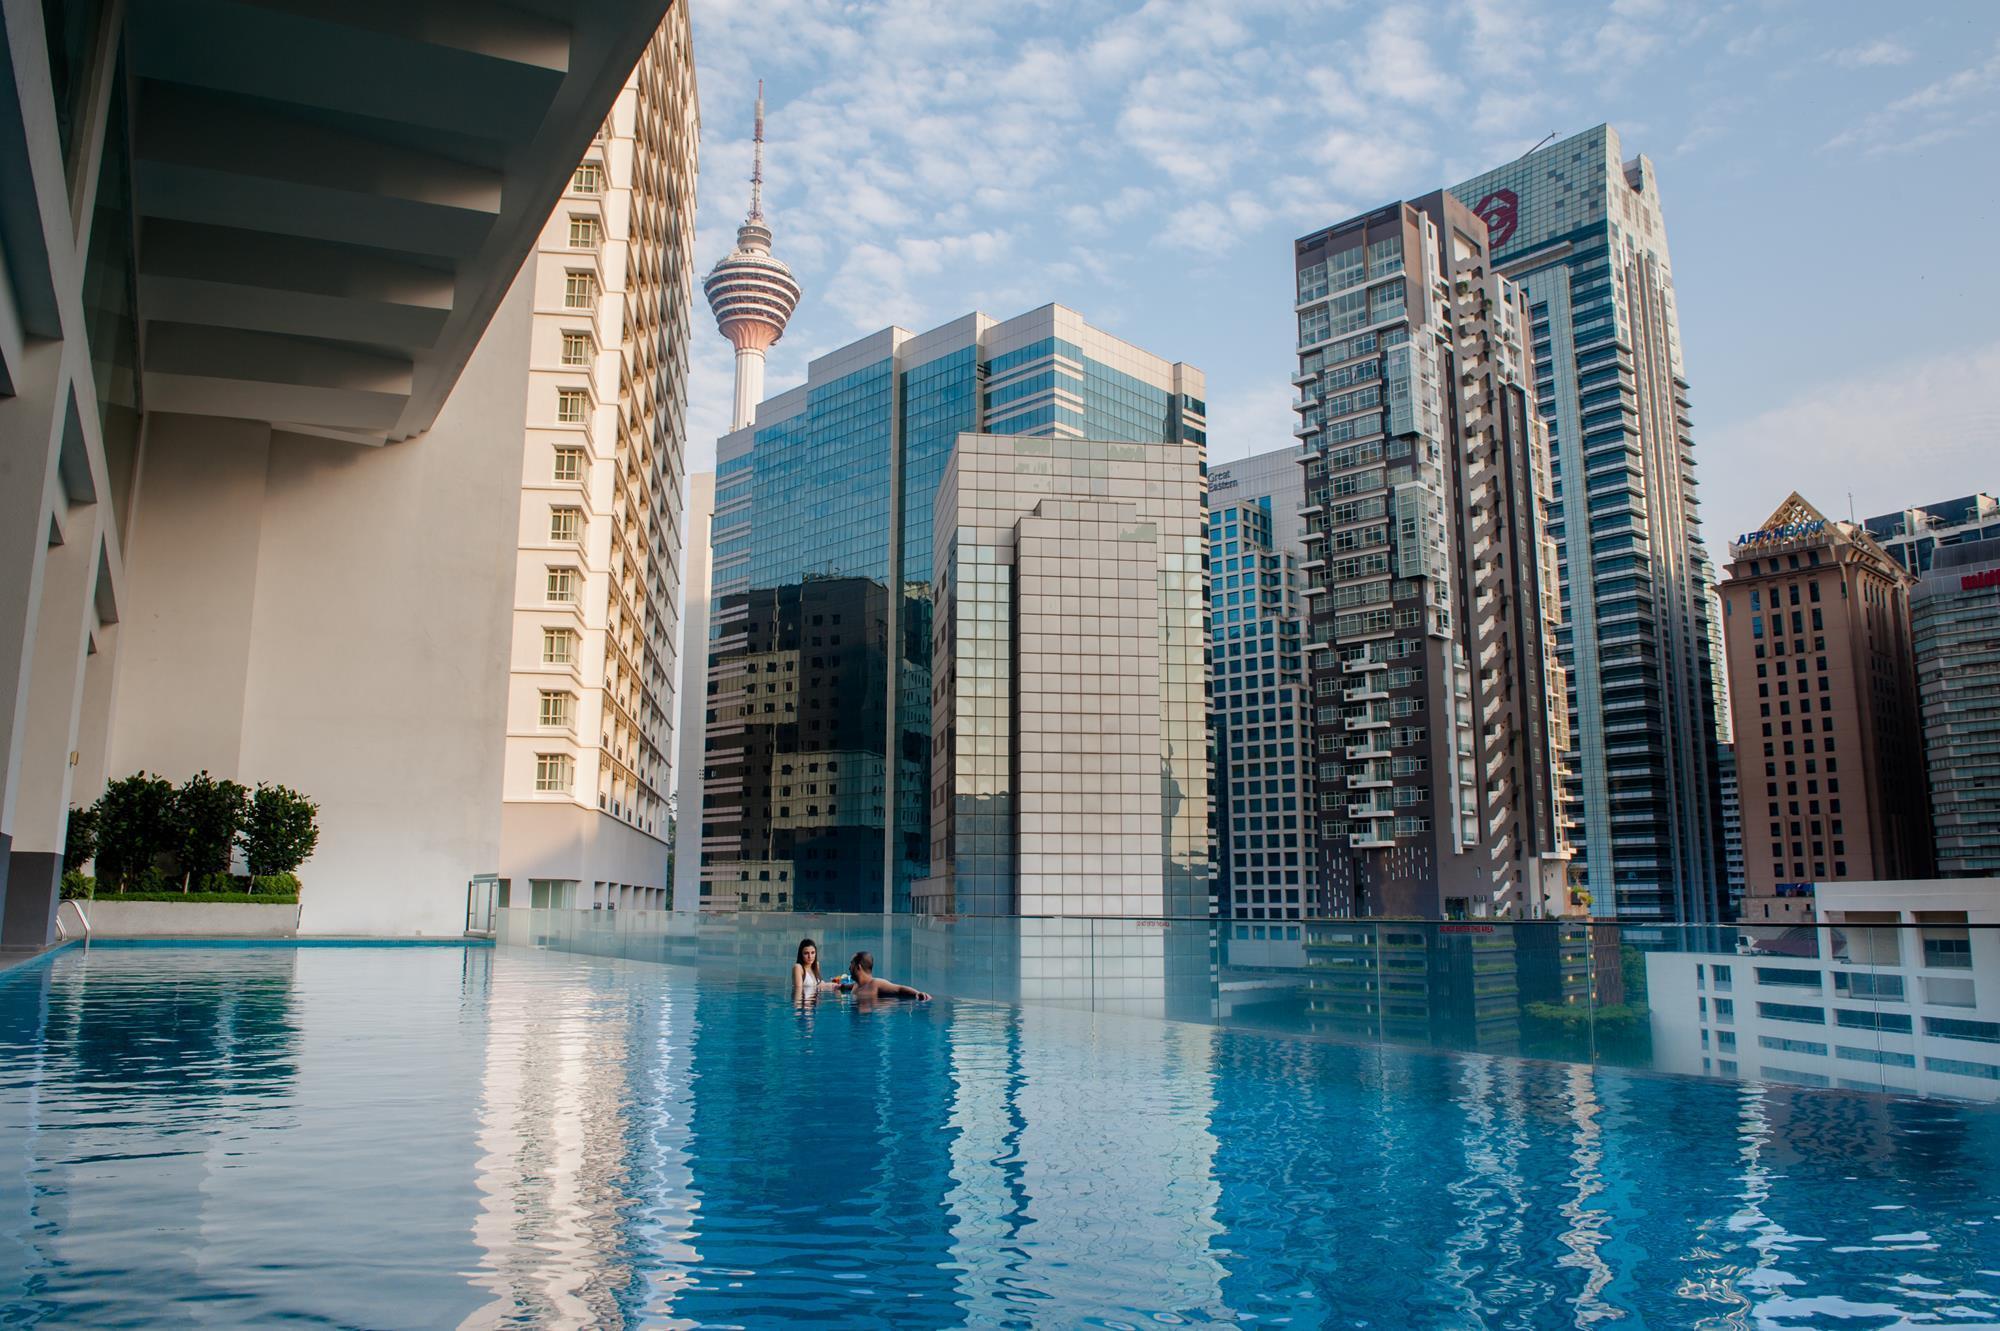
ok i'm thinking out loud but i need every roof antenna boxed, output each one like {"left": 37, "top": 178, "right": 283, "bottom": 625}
{"left": 748, "top": 79, "right": 765, "bottom": 224}
{"left": 1520, "top": 131, "right": 1558, "bottom": 160}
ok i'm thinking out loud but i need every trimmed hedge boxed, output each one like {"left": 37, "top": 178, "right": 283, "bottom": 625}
{"left": 90, "top": 891, "right": 299, "bottom": 905}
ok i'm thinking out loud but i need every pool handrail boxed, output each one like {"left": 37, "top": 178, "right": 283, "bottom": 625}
{"left": 55, "top": 899, "right": 90, "bottom": 942}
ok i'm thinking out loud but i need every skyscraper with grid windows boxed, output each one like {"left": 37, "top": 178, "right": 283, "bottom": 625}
{"left": 698, "top": 305, "right": 1206, "bottom": 912}
{"left": 1452, "top": 126, "right": 1726, "bottom": 923}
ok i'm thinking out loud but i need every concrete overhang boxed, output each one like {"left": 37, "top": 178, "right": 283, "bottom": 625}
{"left": 125, "top": 0, "right": 671, "bottom": 444}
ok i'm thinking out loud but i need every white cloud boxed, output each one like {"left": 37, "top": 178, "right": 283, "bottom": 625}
{"left": 1830, "top": 37, "right": 1915, "bottom": 69}
{"left": 1204, "top": 377, "right": 1302, "bottom": 468}
{"left": 1362, "top": 8, "right": 1450, "bottom": 106}
{"left": 1823, "top": 39, "right": 2000, "bottom": 153}
{"left": 1700, "top": 339, "right": 2000, "bottom": 555}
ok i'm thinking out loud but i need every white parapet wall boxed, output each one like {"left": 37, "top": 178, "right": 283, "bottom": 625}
{"left": 87, "top": 901, "right": 302, "bottom": 939}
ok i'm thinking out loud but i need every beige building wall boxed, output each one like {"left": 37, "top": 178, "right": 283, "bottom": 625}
{"left": 110, "top": 272, "right": 534, "bottom": 935}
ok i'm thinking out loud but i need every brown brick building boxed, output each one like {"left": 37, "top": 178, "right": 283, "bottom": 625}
{"left": 1719, "top": 494, "right": 1933, "bottom": 922}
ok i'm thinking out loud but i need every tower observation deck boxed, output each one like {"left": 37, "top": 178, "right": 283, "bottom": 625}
{"left": 704, "top": 81, "right": 802, "bottom": 431}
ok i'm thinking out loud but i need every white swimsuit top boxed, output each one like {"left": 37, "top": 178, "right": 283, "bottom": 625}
{"left": 800, "top": 969, "right": 820, "bottom": 995}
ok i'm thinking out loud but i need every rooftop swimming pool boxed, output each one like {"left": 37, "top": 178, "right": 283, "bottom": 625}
{"left": 2, "top": 938, "right": 1998, "bottom": 1328}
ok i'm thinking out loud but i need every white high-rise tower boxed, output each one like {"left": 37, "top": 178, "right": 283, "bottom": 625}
{"left": 703, "top": 82, "right": 802, "bottom": 431}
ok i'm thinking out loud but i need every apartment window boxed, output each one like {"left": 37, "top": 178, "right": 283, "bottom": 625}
{"left": 549, "top": 507, "right": 583, "bottom": 543}
{"left": 542, "top": 628, "right": 578, "bottom": 665}
{"left": 564, "top": 273, "right": 598, "bottom": 310}
{"left": 535, "top": 753, "right": 575, "bottom": 792}
{"left": 552, "top": 446, "right": 586, "bottom": 482}
{"left": 557, "top": 389, "right": 590, "bottom": 423}
{"left": 568, "top": 215, "right": 602, "bottom": 248}
{"left": 571, "top": 162, "right": 604, "bottom": 194}
{"left": 561, "top": 332, "right": 592, "bottom": 366}
{"left": 539, "top": 691, "right": 575, "bottom": 729}
{"left": 546, "top": 566, "right": 579, "bottom": 603}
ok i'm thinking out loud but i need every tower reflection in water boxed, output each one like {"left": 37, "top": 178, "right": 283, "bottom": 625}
{"left": 466, "top": 949, "right": 698, "bottom": 1328}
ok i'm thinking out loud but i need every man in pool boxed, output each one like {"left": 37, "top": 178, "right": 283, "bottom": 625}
{"left": 846, "top": 951, "right": 930, "bottom": 1005}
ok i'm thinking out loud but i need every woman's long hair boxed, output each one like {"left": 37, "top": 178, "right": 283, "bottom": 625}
{"left": 795, "top": 938, "right": 822, "bottom": 980}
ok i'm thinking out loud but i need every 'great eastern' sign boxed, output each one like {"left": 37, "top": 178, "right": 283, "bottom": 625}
{"left": 1963, "top": 567, "right": 2000, "bottom": 592}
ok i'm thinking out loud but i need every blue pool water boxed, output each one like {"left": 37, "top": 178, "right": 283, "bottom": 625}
{"left": 1, "top": 943, "right": 1997, "bottom": 1329}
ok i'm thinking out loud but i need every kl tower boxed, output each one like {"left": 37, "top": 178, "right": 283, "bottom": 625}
{"left": 704, "top": 81, "right": 802, "bottom": 431}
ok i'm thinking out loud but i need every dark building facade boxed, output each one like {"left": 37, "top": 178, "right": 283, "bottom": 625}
{"left": 1292, "top": 191, "right": 1573, "bottom": 920}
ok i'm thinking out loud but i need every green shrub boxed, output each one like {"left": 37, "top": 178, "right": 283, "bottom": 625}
{"left": 176, "top": 771, "right": 249, "bottom": 882}
{"left": 136, "top": 865, "right": 174, "bottom": 894}
{"left": 63, "top": 805, "right": 99, "bottom": 873}
{"left": 95, "top": 774, "right": 179, "bottom": 890}
{"left": 100, "top": 890, "right": 299, "bottom": 905}
{"left": 243, "top": 784, "right": 319, "bottom": 876}
{"left": 195, "top": 870, "right": 239, "bottom": 893}
{"left": 60, "top": 871, "right": 94, "bottom": 900}
{"left": 250, "top": 871, "right": 301, "bottom": 896}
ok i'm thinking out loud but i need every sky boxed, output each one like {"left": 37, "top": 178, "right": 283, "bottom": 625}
{"left": 680, "top": 0, "right": 1999, "bottom": 557}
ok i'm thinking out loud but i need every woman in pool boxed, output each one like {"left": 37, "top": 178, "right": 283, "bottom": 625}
{"left": 846, "top": 951, "right": 930, "bottom": 1005}
{"left": 791, "top": 938, "right": 844, "bottom": 1000}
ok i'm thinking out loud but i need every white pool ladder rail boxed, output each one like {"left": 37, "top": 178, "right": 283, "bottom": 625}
{"left": 55, "top": 898, "right": 91, "bottom": 941}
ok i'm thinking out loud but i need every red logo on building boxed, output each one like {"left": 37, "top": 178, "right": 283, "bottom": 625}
{"left": 1473, "top": 189, "right": 1519, "bottom": 247}
{"left": 1962, "top": 567, "right": 2000, "bottom": 591}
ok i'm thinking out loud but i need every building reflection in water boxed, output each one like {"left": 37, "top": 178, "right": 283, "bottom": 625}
{"left": 941, "top": 1003, "right": 1225, "bottom": 1320}
{"left": 465, "top": 951, "right": 664, "bottom": 1329}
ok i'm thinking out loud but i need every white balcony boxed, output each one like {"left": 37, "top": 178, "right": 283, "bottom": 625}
{"left": 1350, "top": 831, "right": 1395, "bottom": 848}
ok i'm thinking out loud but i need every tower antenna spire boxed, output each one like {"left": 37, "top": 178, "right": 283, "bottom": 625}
{"left": 748, "top": 80, "right": 765, "bottom": 224}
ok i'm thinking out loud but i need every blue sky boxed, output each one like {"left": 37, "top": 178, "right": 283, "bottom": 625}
{"left": 683, "top": 0, "right": 1999, "bottom": 554}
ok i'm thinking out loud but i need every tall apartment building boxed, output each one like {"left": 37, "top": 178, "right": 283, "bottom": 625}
{"left": 1453, "top": 126, "right": 1726, "bottom": 923}
{"left": 1292, "top": 193, "right": 1572, "bottom": 921}
{"left": 1911, "top": 539, "right": 2000, "bottom": 877}
{"left": 1207, "top": 448, "right": 1315, "bottom": 920}
{"left": 499, "top": 27, "right": 697, "bottom": 911}
{"left": 0, "top": 0, "right": 679, "bottom": 940}
{"left": 1718, "top": 744, "right": 1746, "bottom": 916}
{"left": 1718, "top": 494, "right": 1933, "bottom": 923}
{"left": 1866, "top": 493, "right": 2000, "bottom": 574}
{"left": 919, "top": 434, "right": 1208, "bottom": 918}
{"left": 699, "top": 305, "right": 1205, "bottom": 912}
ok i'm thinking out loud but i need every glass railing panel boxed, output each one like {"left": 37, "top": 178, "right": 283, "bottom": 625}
{"left": 492, "top": 909, "right": 2000, "bottom": 1103}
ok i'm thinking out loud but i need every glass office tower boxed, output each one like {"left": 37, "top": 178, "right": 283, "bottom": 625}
{"left": 1453, "top": 126, "right": 1725, "bottom": 923}
{"left": 699, "top": 305, "right": 1205, "bottom": 912}
{"left": 1206, "top": 448, "right": 1315, "bottom": 920}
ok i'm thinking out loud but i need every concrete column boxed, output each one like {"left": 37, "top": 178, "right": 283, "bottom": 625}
{"left": 6, "top": 509, "right": 97, "bottom": 947}
{"left": 0, "top": 339, "right": 65, "bottom": 934}
{"left": 71, "top": 619, "right": 120, "bottom": 802}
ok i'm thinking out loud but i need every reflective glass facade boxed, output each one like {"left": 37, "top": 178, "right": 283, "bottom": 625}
{"left": 1910, "top": 539, "right": 2000, "bottom": 877}
{"left": 701, "top": 306, "right": 1205, "bottom": 912}
{"left": 1453, "top": 126, "right": 1725, "bottom": 923}
{"left": 1207, "top": 449, "right": 1314, "bottom": 920}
